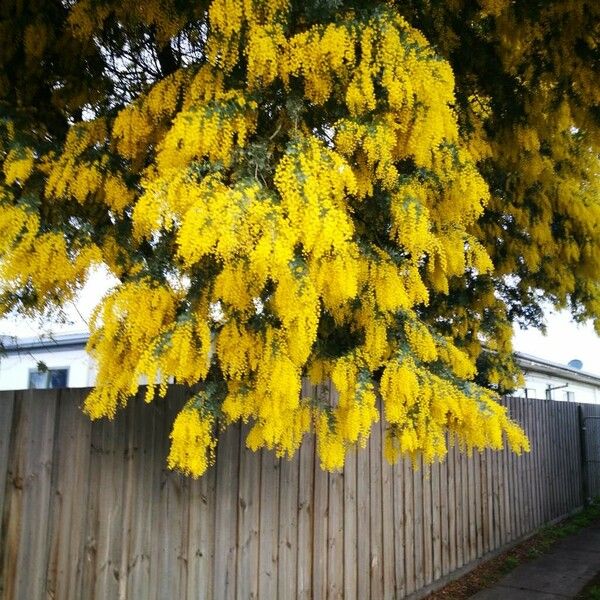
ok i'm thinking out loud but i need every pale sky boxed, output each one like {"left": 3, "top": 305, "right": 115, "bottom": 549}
{"left": 512, "top": 306, "right": 600, "bottom": 375}
{"left": 1, "top": 272, "right": 599, "bottom": 375}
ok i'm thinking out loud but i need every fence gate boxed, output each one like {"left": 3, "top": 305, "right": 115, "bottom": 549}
{"left": 580, "top": 406, "right": 600, "bottom": 502}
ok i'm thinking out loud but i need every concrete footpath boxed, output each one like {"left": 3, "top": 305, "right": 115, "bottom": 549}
{"left": 470, "top": 522, "right": 600, "bottom": 599}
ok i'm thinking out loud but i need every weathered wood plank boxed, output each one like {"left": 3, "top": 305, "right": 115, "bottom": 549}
{"left": 93, "top": 405, "right": 128, "bottom": 599}
{"left": 403, "top": 457, "right": 415, "bottom": 596}
{"left": 413, "top": 457, "right": 424, "bottom": 590}
{"left": 458, "top": 442, "right": 468, "bottom": 568}
{"left": 356, "top": 435, "right": 370, "bottom": 600}
{"left": 1, "top": 389, "right": 57, "bottom": 600}
{"left": 128, "top": 395, "right": 161, "bottom": 600}
{"left": 544, "top": 399, "right": 553, "bottom": 521}
{"left": 531, "top": 399, "right": 541, "bottom": 526}
{"left": 312, "top": 446, "right": 328, "bottom": 600}
{"left": 258, "top": 448, "right": 280, "bottom": 599}
{"left": 369, "top": 413, "right": 383, "bottom": 600}
{"left": 187, "top": 456, "right": 217, "bottom": 600}
{"left": 380, "top": 417, "right": 395, "bottom": 598}
{"left": 297, "top": 413, "right": 314, "bottom": 600}
{"left": 467, "top": 449, "right": 477, "bottom": 562}
{"left": 422, "top": 462, "right": 433, "bottom": 585}
{"left": 447, "top": 442, "right": 457, "bottom": 574}
{"left": 214, "top": 422, "right": 240, "bottom": 600}
{"left": 279, "top": 451, "right": 300, "bottom": 600}
{"left": 343, "top": 445, "right": 357, "bottom": 600}
{"left": 235, "top": 424, "right": 260, "bottom": 600}
{"left": 473, "top": 450, "right": 483, "bottom": 558}
{"left": 45, "top": 389, "right": 92, "bottom": 600}
{"left": 439, "top": 454, "right": 450, "bottom": 577}
{"left": 482, "top": 448, "right": 492, "bottom": 555}
{"left": 152, "top": 394, "right": 190, "bottom": 600}
{"left": 0, "top": 389, "right": 15, "bottom": 563}
{"left": 327, "top": 382, "right": 344, "bottom": 600}
{"left": 327, "top": 466, "right": 344, "bottom": 600}
{"left": 392, "top": 458, "right": 405, "bottom": 598}
{"left": 432, "top": 459, "right": 442, "bottom": 582}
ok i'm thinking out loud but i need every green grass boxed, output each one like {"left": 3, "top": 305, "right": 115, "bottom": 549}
{"left": 586, "top": 587, "right": 600, "bottom": 600}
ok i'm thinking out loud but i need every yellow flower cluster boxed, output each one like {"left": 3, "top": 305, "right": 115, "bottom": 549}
{"left": 0, "top": 0, "right": 538, "bottom": 478}
{"left": 0, "top": 202, "right": 100, "bottom": 313}
{"left": 3, "top": 148, "right": 35, "bottom": 184}
{"left": 167, "top": 406, "right": 216, "bottom": 478}
{"left": 113, "top": 70, "right": 190, "bottom": 163}
{"left": 84, "top": 281, "right": 180, "bottom": 419}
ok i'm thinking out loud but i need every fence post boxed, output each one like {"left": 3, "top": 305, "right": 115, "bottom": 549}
{"left": 578, "top": 405, "right": 590, "bottom": 507}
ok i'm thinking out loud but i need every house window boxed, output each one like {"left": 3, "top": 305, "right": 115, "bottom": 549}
{"left": 565, "top": 390, "right": 575, "bottom": 403}
{"left": 28, "top": 368, "right": 69, "bottom": 389}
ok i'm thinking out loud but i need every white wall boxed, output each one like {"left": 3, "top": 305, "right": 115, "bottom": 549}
{"left": 515, "top": 370, "right": 600, "bottom": 404}
{"left": 0, "top": 348, "right": 96, "bottom": 390}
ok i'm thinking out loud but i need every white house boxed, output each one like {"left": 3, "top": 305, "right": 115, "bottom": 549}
{"left": 513, "top": 351, "right": 600, "bottom": 404}
{"left": 1, "top": 333, "right": 600, "bottom": 404}
{"left": 0, "top": 333, "right": 95, "bottom": 390}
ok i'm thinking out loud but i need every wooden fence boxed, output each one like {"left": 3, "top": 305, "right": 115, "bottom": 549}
{"left": 0, "top": 387, "right": 597, "bottom": 600}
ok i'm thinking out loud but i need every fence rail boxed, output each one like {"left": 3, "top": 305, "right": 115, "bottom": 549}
{"left": 0, "top": 387, "right": 597, "bottom": 600}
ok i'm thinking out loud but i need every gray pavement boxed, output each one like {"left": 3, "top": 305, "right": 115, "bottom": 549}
{"left": 470, "top": 523, "right": 600, "bottom": 599}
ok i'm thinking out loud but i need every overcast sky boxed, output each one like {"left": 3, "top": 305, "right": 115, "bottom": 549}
{"left": 1, "top": 271, "right": 599, "bottom": 375}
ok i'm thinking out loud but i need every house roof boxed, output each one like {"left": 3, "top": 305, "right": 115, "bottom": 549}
{"left": 1, "top": 332, "right": 89, "bottom": 354}
{"left": 514, "top": 351, "right": 600, "bottom": 386}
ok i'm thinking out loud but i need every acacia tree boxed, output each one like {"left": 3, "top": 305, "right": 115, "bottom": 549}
{"left": 1, "top": 0, "right": 597, "bottom": 476}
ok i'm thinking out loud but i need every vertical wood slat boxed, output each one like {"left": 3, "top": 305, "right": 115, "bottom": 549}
{"left": 1, "top": 389, "right": 598, "bottom": 600}
{"left": 258, "top": 450, "right": 280, "bottom": 600}
{"left": 126, "top": 394, "right": 158, "bottom": 600}
{"left": 422, "top": 462, "right": 433, "bottom": 585}
{"left": 457, "top": 445, "right": 467, "bottom": 564}
{"left": 278, "top": 452, "right": 300, "bottom": 600}
{"left": 343, "top": 445, "right": 357, "bottom": 600}
{"left": 217, "top": 416, "right": 244, "bottom": 600}
{"left": 544, "top": 399, "right": 552, "bottom": 521}
{"left": 45, "top": 389, "right": 92, "bottom": 600}
{"left": 0, "top": 389, "right": 15, "bottom": 599}
{"left": 529, "top": 397, "right": 540, "bottom": 530}
{"left": 439, "top": 456, "right": 449, "bottom": 578}
{"left": 473, "top": 450, "right": 483, "bottom": 559}
{"left": 312, "top": 443, "right": 328, "bottom": 600}
{"left": 447, "top": 443, "right": 457, "bottom": 574}
{"left": 154, "top": 393, "right": 190, "bottom": 600}
{"left": 91, "top": 398, "right": 127, "bottom": 599}
{"left": 403, "top": 457, "right": 415, "bottom": 596}
{"left": 513, "top": 399, "right": 523, "bottom": 540}
{"left": 507, "top": 397, "right": 517, "bottom": 543}
{"left": 431, "top": 460, "right": 442, "bottom": 582}
{"left": 1, "top": 389, "right": 57, "bottom": 600}
{"left": 297, "top": 404, "right": 315, "bottom": 600}
{"left": 381, "top": 416, "right": 395, "bottom": 598}
{"left": 327, "top": 468, "right": 344, "bottom": 600}
{"left": 356, "top": 428, "right": 370, "bottom": 600}
{"left": 369, "top": 410, "right": 383, "bottom": 600}
{"left": 467, "top": 448, "right": 477, "bottom": 562}
{"left": 327, "top": 385, "right": 344, "bottom": 600}
{"left": 236, "top": 424, "right": 260, "bottom": 600}
{"left": 392, "top": 459, "right": 405, "bottom": 598}
{"left": 413, "top": 457, "right": 424, "bottom": 590}
{"left": 0, "top": 390, "right": 15, "bottom": 542}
